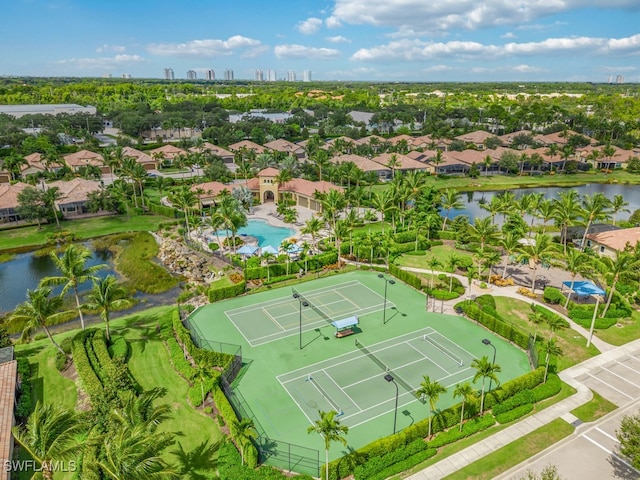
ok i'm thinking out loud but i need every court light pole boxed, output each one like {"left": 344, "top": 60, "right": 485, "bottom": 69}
{"left": 378, "top": 274, "right": 395, "bottom": 324}
{"left": 293, "top": 293, "right": 309, "bottom": 350}
{"left": 384, "top": 374, "right": 399, "bottom": 435}
{"left": 482, "top": 338, "right": 497, "bottom": 392}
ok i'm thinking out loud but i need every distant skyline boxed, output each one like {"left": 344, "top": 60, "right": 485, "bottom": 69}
{"left": 2, "top": 0, "right": 639, "bottom": 82}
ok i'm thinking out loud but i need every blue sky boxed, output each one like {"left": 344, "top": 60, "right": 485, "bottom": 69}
{"left": 2, "top": 0, "right": 639, "bottom": 82}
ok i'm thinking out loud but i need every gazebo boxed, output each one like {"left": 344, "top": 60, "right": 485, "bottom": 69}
{"left": 561, "top": 280, "right": 606, "bottom": 347}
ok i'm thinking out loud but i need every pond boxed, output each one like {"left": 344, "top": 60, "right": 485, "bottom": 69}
{"left": 444, "top": 183, "right": 640, "bottom": 224}
{"left": 0, "top": 244, "right": 116, "bottom": 315}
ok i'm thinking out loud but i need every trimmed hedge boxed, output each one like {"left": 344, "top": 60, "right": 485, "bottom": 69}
{"left": 492, "top": 390, "right": 536, "bottom": 416}
{"left": 245, "top": 252, "right": 338, "bottom": 280}
{"left": 15, "top": 358, "right": 33, "bottom": 421}
{"left": 475, "top": 294, "right": 496, "bottom": 311}
{"left": 208, "top": 281, "right": 246, "bottom": 302}
{"left": 495, "top": 403, "right": 534, "bottom": 424}
{"left": 173, "top": 312, "right": 233, "bottom": 371}
{"left": 108, "top": 335, "right": 129, "bottom": 362}
{"left": 389, "top": 263, "right": 422, "bottom": 290}
{"left": 428, "top": 415, "right": 496, "bottom": 449}
{"left": 71, "top": 330, "right": 104, "bottom": 401}
{"left": 430, "top": 289, "right": 462, "bottom": 300}
{"left": 263, "top": 274, "right": 297, "bottom": 286}
{"left": 543, "top": 287, "right": 565, "bottom": 304}
{"left": 353, "top": 438, "right": 431, "bottom": 480}
{"left": 531, "top": 373, "right": 562, "bottom": 402}
{"left": 166, "top": 335, "right": 195, "bottom": 381}
{"left": 456, "top": 301, "right": 531, "bottom": 350}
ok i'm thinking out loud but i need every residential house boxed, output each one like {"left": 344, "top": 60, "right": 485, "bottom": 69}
{"left": 585, "top": 227, "right": 640, "bottom": 259}
{"left": 121, "top": 146, "right": 159, "bottom": 171}
{"left": 264, "top": 139, "right": 306, "bottom": 160}
{"left": 189, "top": 142, "right": 235, "bottom": 164}
{"left": 228, "top": 140, "right": 267, "bottom": 156}
{"left": 63, "top": 150, "right": 109, "bottom": 174}
{"left": 331, "top": 154, "right": 391, "bottom": 180}
{"left": 190, "top": 181, "right": 233, "bottom": 209}
{"left": 148, "top": 144, "right": 187, "bottom": 166}
{"left": 49, "top": 178, "right": 102, "bottom": 218}
{"left": 0, "top": 182, "right": 29, "bottom": 223}
{"left": 454, "top": 130, "right": 499, "bottom": 150}
{"left": 535, "top": 130, "right": 597, "bottom": 147}
{"left": 371, "top": 153, "right": 430, "bottom": 176}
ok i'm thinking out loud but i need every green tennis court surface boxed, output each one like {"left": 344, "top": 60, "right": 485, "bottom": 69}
{"left": 188, "top": 270, "right": 531, "bottom": 466}
{"left": 225, "top": 280, "right": 394, "bottom": 346}
{"left": 278, "top": 327, "right": 476, "bottom": 428}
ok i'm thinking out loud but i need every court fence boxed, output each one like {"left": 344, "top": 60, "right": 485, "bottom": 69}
{"left": 527, "top": 334, "right": 539, "bottom": 369}
{"left": 220, "top": 375, "right": 320, "bottom": 477}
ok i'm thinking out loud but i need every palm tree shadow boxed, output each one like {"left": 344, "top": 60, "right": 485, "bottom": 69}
{"left": 607, "top": 451, "right": 638, "bottom": 479}
{"left": 127, "top": 325, "right": 162, "bottom": 354}
{"left": 172, "top": 439, "right": 221, "bottom": 479}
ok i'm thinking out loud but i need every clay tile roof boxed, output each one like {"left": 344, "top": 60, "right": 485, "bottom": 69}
{"left": 586, "top": 227, "right": 640, "bottom": 252}
{"left": 257, "top": 167, "right": 280, "bottom": 177}
{"left": 331, "top": 154, "right": 390, "bottom": 172}
{"left": 63, "top": 149, "right": 103, "bottom": 167}
{"left": 228, "top": 140, "right": 266, "bottom": 153}
{"left": 189, "top": 143, "right": 234, "bottom": 158}
{"left": 49, "top": 178, "right": 101, "bottom": 204}
{"left": 264, "top": 139, "right": 301, "bottom": 152}
{"left": 0, "top": 182, "right": 29, "bottom": 209}
{"left": 280, "top": 178, "right": 343, "bottom": 197}
{"left": 371, "top": 153, "right": 429, "bottom": 170}
{"left": 454, "top": 130, "right": 497, "bottom": 144}
{"left": 122, "top": 146, "right": 154, "bottom": 164}
{"left": 148, "top": 144, "right": 186, "bottom": 159}
{"left": 191, "top": 181, "right": 230, "bottom": 197}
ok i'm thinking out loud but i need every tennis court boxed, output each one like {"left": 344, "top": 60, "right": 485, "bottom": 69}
{"left": 277, "top": 327, "right": 477, "bottom": 428}
{"left": 225, "top": 280, "right": 394, "bottom": 346}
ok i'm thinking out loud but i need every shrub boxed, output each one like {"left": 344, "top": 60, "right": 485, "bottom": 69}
{"left": 165, "top": 336, "right": 195, "bottom": 380}
{"left": 173, "top": 312, "right": 233, "bottom": 371}
{"left": 428, "top": 415, "right": 496, "bottom": 448}
{"left": 208, "top": 281, "right": 246, "bottom": 302}
{"left": 492, "top": 390, "right": 536, "bottom": 415}
{"left": 543, "top": 287, "right": 565, "bottom": 304}
{"left": 55, "top": 351, "right": 68, "bottom": 371}
{"left": 107, "top": 335, "right": 128, "bottom": 362}
{"left": 495, "top": 403, "right": 534, "bottom": 424}
{"left": 59, "top": 336, "right": 73, "bottom": 355}
{"left": 15, "top": 357, "right": 33, "bottom": 421}
{"left": 456, "top": 301, "right": 530, "bottom": 350}
{"left": 531, "top": 373, "right": 562, "bottom": 402}
{"left": 475, "top": 294, "right": 496, "bottom": 311}
{"left": 262, "top": 274, "right": 297, "bottom": 286}
{"left": 353, "top": 438, "right": 429, "bottom": 480}
{"left": 430, "top": 289, "right": 462, "bottom": 300}
{"left": 71, "top": 331, "right": 104, "bottom": 401}
{"left": 389, "top": 263, "right": 422, "bottom": 290}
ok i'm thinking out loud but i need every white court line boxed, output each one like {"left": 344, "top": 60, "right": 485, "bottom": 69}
{"left": 443, "top": 373, "right": 475, "bottom": 389}
{"left": 277, "top": 377, "right": 317, "bottom": 427}
{"left": 225, "top": 312, "right": 253, "bottom": 345}
{"left": 406, "top": 342, "right": 450, "bottom": 375}
{"left": 600, "top": 365, "right": 640, "bottom": 389}
{"left": 595, "top": 427, "right": 619, "bottom": 443}
{"left": 249, "top": 318, "right": 329, "bottom": 347}
{"left": 335, "top": 290, "right": 360, "bottom": 310}
{"left": 341, "top": 354, "right": 428, "bottom": 390}
{"left": 423, "top": 331, "right": 477, "bottom": 361}
{"left": 321, "top": 369, "right": 363, "bottom": 413}
{"left": 345, "top": 390, "right": 418, "bottom": 427}
{"left": 262, "top": 307, "right": 286, "bottom": 331}
{"left": 586, "top": 372, "right": 635, "bottom": 400}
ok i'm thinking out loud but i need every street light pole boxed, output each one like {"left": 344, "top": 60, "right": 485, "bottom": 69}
{"left": 482, "top": 338, "right": 497, "bottom": 392}
{"left": 384, "top": 374, "right": 398, "bottom": 435}
{"left": 378, "top": 273, "right": 396, "bottom": 325}
{"left": 293, "top": 293, "right": 309, "bottom": 350}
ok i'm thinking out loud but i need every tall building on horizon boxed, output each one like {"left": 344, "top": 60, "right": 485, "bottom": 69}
{"left": 255, "top": 69, "right": 264, "bottom": 81}
{"left": 224, "top": 69, "right": 234, "bottom": 81}
{"left": 121, "top": 73, "right": 131, "bottom": 79}
{"left": 303, "top": 70, "right": 312, "bottom": 82}
{"left": 164, "top": 67, "right": 174, "bottom": 80}
{"left": 287, "top": 70, "right": 296, "bottom": 82}
{"left": 187, "top": 70, "right": 197, "bottom": 80}
{"left": 205, "top": 69, "right": 215, "bottom": 81}
{"left": 267, "top": 69, "right": 277, "bottom": 82}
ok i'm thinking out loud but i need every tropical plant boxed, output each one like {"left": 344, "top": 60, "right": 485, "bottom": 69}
{"left": 517, "top": 233, "right": 558, "bottom": 291}
{"left": 230, "top": 418, "right": 258, "bottom": 466}
{"left": 542, "top": 338, "right": 562, "bottom": 383}
{"left": 453, "top": 382, "right": 477, "bottom": 431}
{"left": 440, "top": 189, "right": 463, "bottom": 231}
{"left": 596, "top": 251, "right": 640, "bottom": 317}
{"left": 468, "top": 216, "right": 500, "bottom": 250}
{"left": 41, "top": 244, "right": 106, "bottom": 330}
{"left": 611, "top": 194, "right": 630, "bottom": 225}
{"left": 471, "top": 355, "right": 501, "bottom": 414}
{"left": 307, "top": 410, "right": 349, "bottom": 480}
{"left": 12, "top": 401, "right": 85, "bottom": 479}
{"left": 579, "top": 193, "right": 612, "bottom": 249}
{"left": 416, "top": 375, "right": 447, "bottom": 437}
{"left": 168, "top": 186, "right": 198, "bottom": 235}
{"left": 562, "top": 249, "right": 593, "bottom": 308}
{"left": 83, "top": 275, "right": 129, "bottom": 342}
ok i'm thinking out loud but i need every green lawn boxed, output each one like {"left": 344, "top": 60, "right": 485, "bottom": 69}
{"left": 596, "top": 310, "right": 640, "bottom": 345}
{"left": 493, "top": 296, "right": 601, "bottom": 369}
{"left": 0, "top": 214, "right": 172, "bottom": 252}
{"left": 395, "top": 244, "right": 473, "bottom": 271}
{"left": 442, "top": 418, "right": 575, "bottom": 480}
{"left": 124, "top": 312, "right": 222, "bottom": 471}
{"left": 571, "top": 390, "right": 617, "bottom": 422}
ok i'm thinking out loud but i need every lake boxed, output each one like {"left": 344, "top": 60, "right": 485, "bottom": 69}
{"left": 445, "top": 183, "right": 640, "bottom": 224}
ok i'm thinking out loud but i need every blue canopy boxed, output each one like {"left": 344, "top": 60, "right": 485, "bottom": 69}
{"left": 261, "top": 245, "right": 278, "bottom": 255}
{"left": 286, "top": 244, "right": 302, "bottom": 253}
{"left": 331, "top": 316, "right": 359, "bottom": 329}
{"left": 237, "top": 245, "right": 259, "bottom": 255}
{"left": 562, "top": 280, "right": 605, "bottom": 296}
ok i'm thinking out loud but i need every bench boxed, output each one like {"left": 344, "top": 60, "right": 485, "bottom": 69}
{"left": 335, "top": 328, "right": 354, "bottom": 338}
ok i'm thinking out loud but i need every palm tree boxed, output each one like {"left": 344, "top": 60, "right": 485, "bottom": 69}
{"left": 427, "top": 256, "right": 442, "bottom": 289}
{"left": 370, "top": 189, "right": 396, "bottom": 234}
{"left": 416, "top": 375, "right": 447, "bottom": 437}
{"left": 545, "top": 315, "right": 567, "bottom": 338}
{"left": 446, "top": 252, "right": 461, "bottom": 292}
{"left": 517, "top": 233, "right": 558, "bottom": 291}
{"left": 535, "top": 199, "right": 555, "bottom": 233}
{"left": 468, "top": 216, "right": 499, "bottom": 250}
{"left": 307, "top": 410, "right": 349, "bottom": 480}
{"left": 611, "top": 194, "right": 630, "bottom": 225}
{"left": 440, "top": 189, "right": 463, "bottom": 231}
{"left": 579, "top": 193, "right": 612, "bottom": 250}
{"left": 596, "top": 252, "right": 640, "bottom": 317}
{"left": 230, "top": 418, "right": 258, "bottom": 466}
{"left": 479, "top": 196, "right": 503, "bottom": 224}
{"left": 471, "top": 355, "right": 501, "bottom": 414}
{"left": 542, "top": 338, "right": 562, "bottom": 383}
{"left": 41, "top": 185, "right": 64, "bottom": 229}
{"left": 563, "top": 249, "right": 592, "bottom": 308}
{"left": 10, "top": 287, "right": 70, "bottom": 356}
{"left": 41, "top": 244, "right": 106, "bottom": 330}
{"left": 83, "top": 275, "right": 129, "bottom": 342}
{"left": 453, "top": 382, "right": 477, "bottom": 431}
{"left": 130, "top": 163, "right": 149, "bottom": 208}
{"left": 500, "top": 232, "right": 521, "bottom": 279}
{"left": 301, "top": 217, "right": 324, "bottom": 253}
{"left": 168, "top": 186, "right": 197, "bottom": 235}
{"left": 12, "top": 401, "right": 85, "bottom": 480}
{"left": 552, "top": 190, "right": 582, "bottom": 253}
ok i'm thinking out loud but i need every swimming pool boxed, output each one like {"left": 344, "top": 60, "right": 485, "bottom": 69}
{"left": 216, "top": 219, "right": 295, "bottom": 247}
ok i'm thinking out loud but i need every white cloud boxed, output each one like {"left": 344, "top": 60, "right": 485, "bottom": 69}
{"left": 325, "top": 16, "right": 342, "bottom": 28}
{"left": 296, "top": 17, "right": 323, "bottom": 34}
{"left": 331, "top": 0, "right": 638, "bottom": 34}
{"left": 96, "top": 44, "right": 126, "bottom": 53}
{"left": 274, "top": 44, "right": 341, "bottom": 59}
{"left": 512, "top": 64, "right": 547, "bottom": 73}
{"left": 602, "top": 65, "right": 637, "bottom": 72}
{"left": 423, "top": 64, "right": 457, "bottom": 72}
{"left": 147, "top": 36, "right": 262, "bottom": 57}
{"left": 351, "top": 34, "right": 640, "bottom": 62}
{"left": 56, "top": 54, "right": 144, "bottom": 69}
{"left": 501, "top": 32, "right": 517, "bottom": 39}
{"left": 326, "top": 35, "right": 350, "bottom": 43}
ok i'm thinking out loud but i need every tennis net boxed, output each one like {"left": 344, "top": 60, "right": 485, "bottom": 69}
{"left": 292, "top": 287, "right": 333, "bottom": 325}
{"left": 354, "top": 339, "right": 422, "bottom": 401}
{"left": 423, "top": 334, "right": 463, "bottom": 366}
{"left": 307, "top": 375, "right": 342, "bottom": 414}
